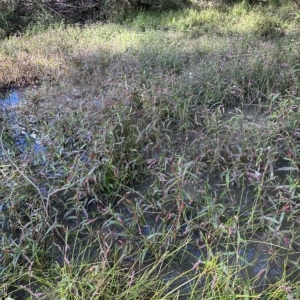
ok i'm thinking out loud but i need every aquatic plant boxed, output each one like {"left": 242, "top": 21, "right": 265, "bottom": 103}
{"left": 0, "top": 1, "right": 300, "bottom": 299}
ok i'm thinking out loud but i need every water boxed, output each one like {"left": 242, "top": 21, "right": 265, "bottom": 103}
{"left": 64, "top": 104, "right": 300, "bottom": 297}
{"left": 0, "top": 90, "right": 46, "bottom": 162}
{"left": 0, "top": 90, "right": 19, "bottom": 109}
{"left": 1, "top": 96, "right": 299, "bottom": 298}
{"left": 124, "top": 104, "right": 300, "bottom": 297}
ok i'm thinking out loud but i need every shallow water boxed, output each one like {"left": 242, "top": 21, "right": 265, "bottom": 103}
{"left": 129, "top": 104, "right": 300, "bottom": 297}
{"left": 0, "top": 90, "right": 46, "bottom": 162}
{"left": 1, "top": 96, "right": 299, "bottom": 298}
{"left": 0, "top": 90, "right": 19, "bottom": 109}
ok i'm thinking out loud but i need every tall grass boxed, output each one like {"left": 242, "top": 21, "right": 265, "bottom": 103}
{"left": 1, "top": 1, "right": 300, "bottom": 299}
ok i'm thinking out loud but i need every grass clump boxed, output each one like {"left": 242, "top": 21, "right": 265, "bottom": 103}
{"left": 1, "top": 1, "right": 300, "bottom": 299}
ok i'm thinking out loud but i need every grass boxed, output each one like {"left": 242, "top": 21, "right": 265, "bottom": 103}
{"left": 0, "top": 1, "right": 300, "bottom": 299}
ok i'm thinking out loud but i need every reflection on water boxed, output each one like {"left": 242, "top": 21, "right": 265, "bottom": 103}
{"left": 0, "top": 90, "right": 46, "bottom": 162}
{"left": 0, "top": 90, "right": 19, "bottom": 109}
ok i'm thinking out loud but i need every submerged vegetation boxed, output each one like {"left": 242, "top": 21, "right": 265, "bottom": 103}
{"left": 0, "top": 0, "right": 300, "bottom": 299}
